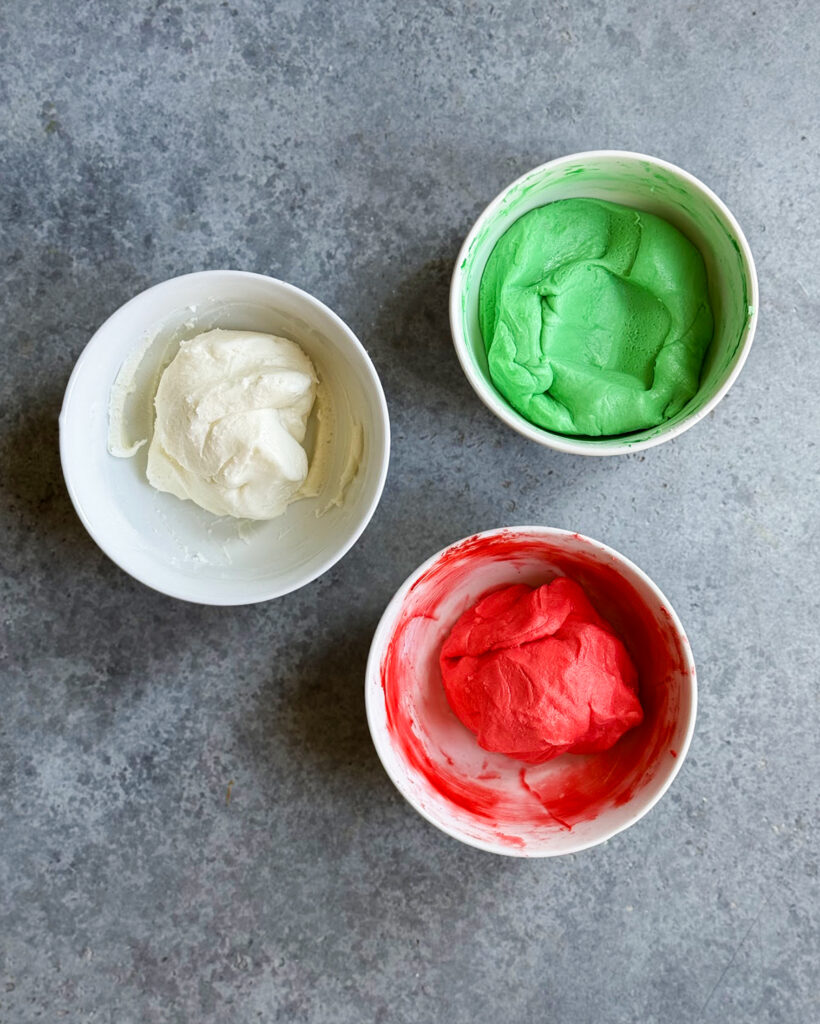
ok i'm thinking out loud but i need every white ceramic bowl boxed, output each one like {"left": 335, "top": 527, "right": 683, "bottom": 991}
{"left": 450, "top": 150, "right": 758, "bottom": 455}
{"left": 60, "top": 271, "right": 390, "bottom": 604}
{"left": 366, "top": 527, "right": 696, "bottom": 857}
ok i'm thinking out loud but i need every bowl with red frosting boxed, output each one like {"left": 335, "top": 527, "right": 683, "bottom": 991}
{"left": 366, "top": 527, "right": 696, "bottom": 856}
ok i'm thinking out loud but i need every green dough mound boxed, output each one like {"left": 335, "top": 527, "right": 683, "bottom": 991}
{"left": 478, "top": 198, "right": 714, "bottom": 437}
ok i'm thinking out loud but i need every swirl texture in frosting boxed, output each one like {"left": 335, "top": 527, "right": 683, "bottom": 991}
{"left": 478, "top": 198, "right": 714, "bottom": 436}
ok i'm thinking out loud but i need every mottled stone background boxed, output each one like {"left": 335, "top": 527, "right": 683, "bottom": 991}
{"left": 1, "top": 1, "right": 818, "bottom": 1022}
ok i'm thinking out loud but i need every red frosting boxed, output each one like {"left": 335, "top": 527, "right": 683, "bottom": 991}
{"left": 439, "top": 578, "right": 643, "bottom": 764}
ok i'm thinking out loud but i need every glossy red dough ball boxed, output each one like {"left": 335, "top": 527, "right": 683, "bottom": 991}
{"left": 439, "top": 578, "right": 643, "bottom": 763}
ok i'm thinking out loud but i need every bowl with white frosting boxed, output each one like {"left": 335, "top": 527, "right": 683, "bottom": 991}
{"left": 60, "top": 271, "right": 390, "bottom": 604}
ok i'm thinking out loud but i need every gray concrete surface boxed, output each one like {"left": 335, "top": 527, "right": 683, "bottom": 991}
{"left": 1, "top": 1, "right": 818, "bottom": 1021}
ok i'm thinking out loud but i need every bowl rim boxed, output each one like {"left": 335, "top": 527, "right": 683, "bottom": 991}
{"left": 449, "top": 149, "right": 760, "bottom": 456}
{"left": 59, "top": 269, "right": 391, "bottom": 605}
{"left": 365, "top": 525, "right": 698, "bottom": 857}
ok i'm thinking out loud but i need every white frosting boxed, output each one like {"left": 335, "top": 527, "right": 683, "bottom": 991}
{"left": 146, "top": 329, "right": 318, "bottom": 520}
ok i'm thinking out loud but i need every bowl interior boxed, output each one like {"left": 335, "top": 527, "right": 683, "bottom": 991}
{"left": 368, "top": 529, "right": 695, "bottom": 855}
{"left": 60, "top": 272, "right": 388, "bottom": 604}
{"left": 454, "top": 152, "right": 757, "bottom": 451}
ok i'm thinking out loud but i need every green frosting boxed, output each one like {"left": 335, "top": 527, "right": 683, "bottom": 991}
{"left": 478, "top": 198, "right": 714, "bottom": 436}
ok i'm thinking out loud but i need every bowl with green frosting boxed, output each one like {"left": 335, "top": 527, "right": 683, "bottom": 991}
{"left": 450, "top": 151, "right": 758, "bottom": 454}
